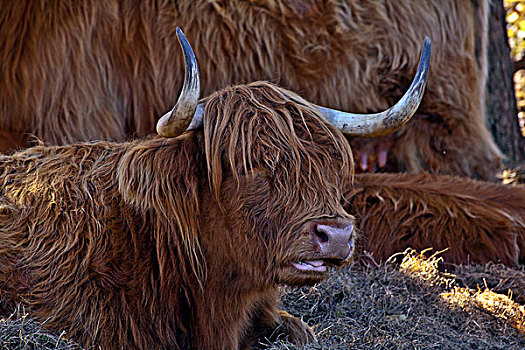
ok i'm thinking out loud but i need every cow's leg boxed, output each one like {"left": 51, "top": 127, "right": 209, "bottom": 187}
{"left": 272, "top": 310, "right": 317, "bottom": 345}
{"left": 240, "top": 300, "right": 316, "bottom": 349}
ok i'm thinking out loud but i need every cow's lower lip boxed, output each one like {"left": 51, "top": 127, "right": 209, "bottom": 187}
{"left": 291, "top": 260, "right": 327, "bottom": 273}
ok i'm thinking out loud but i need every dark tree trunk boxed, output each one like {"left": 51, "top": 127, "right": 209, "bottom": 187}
{"left": 486, "top": 0, "right": 525, "bottom": 166}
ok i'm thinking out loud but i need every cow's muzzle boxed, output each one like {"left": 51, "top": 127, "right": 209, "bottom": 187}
{"left": 310, "top": 219, "right": 354, "bottom": 262}
{"left": 291, "top": 219, "right": 354, "bottom": 273}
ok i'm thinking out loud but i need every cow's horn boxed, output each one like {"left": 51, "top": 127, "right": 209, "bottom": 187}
{"left": 156, "top": 28, "right": 200, "bottom": 138}
{"left": 318, "top": 36, "right": 431, "bottom": 137}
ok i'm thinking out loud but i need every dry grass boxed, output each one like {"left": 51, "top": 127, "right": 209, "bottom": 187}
{"left": 1, "top": 249, "right": 524, "bottom": 349}
{"left": 267, "top": 249, "right": 525, "bottom": 349}
{"left": 455, "top": 263, "right": 525, "bottom": 304}
{"left": 500, "top": 163, "right": 525, "bottom": 184}
{"left": 0, "top": 307, "right": 81, "bottom": 350}
{"left": 440, "top": 287, "right": 524, "bottom": 335}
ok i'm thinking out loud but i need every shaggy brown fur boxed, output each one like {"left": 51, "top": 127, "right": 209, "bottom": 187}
{"left": 0, "top": 82, "right": 355, "bottom": 349}
{"left": 345, "top": 173, "right": 525, "bottom": 267}
{"left": 0, "top": 0, "right": 501, "bottom": 179}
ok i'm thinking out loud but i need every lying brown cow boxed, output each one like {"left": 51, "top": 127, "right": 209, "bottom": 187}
{"left": 0, "top": 0, "right": 501, "bottom": 180}
{"left": 0, "top": 31, "right": 429, "bottom": 349}
{"left": 346, "top": 173, "right": 525, "bottom": 267}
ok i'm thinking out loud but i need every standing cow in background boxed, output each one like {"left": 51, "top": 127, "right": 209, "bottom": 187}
{"left": 0, "top": 0, "right": 501, "bottom": 180}
{"left": 0, "top": 30, "right": 429, "bottom": 349}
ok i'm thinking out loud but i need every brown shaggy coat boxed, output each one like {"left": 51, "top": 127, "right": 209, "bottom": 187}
{"left": 345, "top": 173, "right": 525, "bottom": 267}
{"left": 0, "top": 82, "right": 354, "bottom": 349}
{"left": 0, "top": 0, "right": 501, "bottom": 179}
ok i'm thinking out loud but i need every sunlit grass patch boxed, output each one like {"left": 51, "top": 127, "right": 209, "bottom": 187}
{"left": 441, "top": 286, "right": 525, "bottom": 335}
{"left": 456, "top": 262, "right": 525, "bottom": 304}
{"left": 397, "top": 248, "right": 525, "bottom": 336}
{"left": 499, "top": 163, "right": 525, "bottom": 185}
{"left": 506, "top": 0, "right": 525, "bottom": 136}
{"left": 395, "top": 248, "right": 454, "bottom": 288}
{"left": 274, "top": 248, "right": 525, "bottom": 349}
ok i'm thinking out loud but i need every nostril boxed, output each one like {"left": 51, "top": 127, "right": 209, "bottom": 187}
{"left": 314, "top": 225, "right": 329, "bottom": 243}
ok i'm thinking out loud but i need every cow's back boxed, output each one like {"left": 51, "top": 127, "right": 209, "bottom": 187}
{"left": 0, "top": 0, "right": 501, "bottom": 179}
{"left": 0, "top": 142, "right": 140, "bottom": 345}
{"left": 346, "top": 173, "right": 525, "bottom": 265}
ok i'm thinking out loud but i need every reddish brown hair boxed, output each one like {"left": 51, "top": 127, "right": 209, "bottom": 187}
{"left": 346, "top": 173, "right": 525, "bottom": 266}
{"left": 0, "top": 0, "right": 501, "bottom": 179}
{"left": 0, "top": 82, "right": 354, "bottom": 349}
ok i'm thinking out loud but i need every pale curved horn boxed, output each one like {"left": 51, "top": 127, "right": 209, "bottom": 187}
{"left": 156, "top": 28, "right": 200, "bottom": 138}
{"left": 186, "top": 104, "right": 204, "bottom": 131}
{"left": 319, "top": 36, "right": 431, "bottom": 137}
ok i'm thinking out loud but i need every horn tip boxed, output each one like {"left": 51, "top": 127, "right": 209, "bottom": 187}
{"left": 418, "top": 36, "right": 431, "bottom": 73}
{"left": 176, "top": 27, "right": 185, "bottom": 42}
{"left": 423, "top": 36, "right": 431, "bottom": 51}
{"left": 422, "top": 36, "right": 431, "bottom": 57}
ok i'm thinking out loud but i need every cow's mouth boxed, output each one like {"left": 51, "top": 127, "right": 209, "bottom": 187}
{"left": 291, "top": 260, "right": 327, "bottom": 273}
{"left": 279, "top": 256, "right": 351, "bottom": 286}
{"left": 290, "top": 257, "right": 348, "bottom": 273}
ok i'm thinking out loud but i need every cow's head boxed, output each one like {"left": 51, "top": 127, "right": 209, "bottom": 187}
{"left": 123, "top": 29, "right": 430, "bottom": 287}
{"left": 197, "top": 81, "right": 356, "bottom": 286}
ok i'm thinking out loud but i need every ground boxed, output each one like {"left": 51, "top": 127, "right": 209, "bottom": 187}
{"left": 1, "top": 249, "right": 524, "bottom": 349}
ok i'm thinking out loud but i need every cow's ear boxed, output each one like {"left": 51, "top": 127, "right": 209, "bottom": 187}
{"left": 117, "top": 133, "right": 205, "bottom": 281}
{"left": 117, "top": 133, "right": 203, "bottom": 213}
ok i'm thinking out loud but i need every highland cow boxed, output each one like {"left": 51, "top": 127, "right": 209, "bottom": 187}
{"left": 345, "top": 173, "right": 525, "bottom": 267}
{"left": 0, "top": 0, "right": 501, "bottom": 179}
{"left": 0, "top": 31, "right": 429, "bottom": 349}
